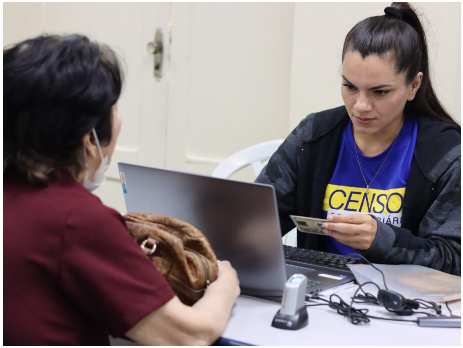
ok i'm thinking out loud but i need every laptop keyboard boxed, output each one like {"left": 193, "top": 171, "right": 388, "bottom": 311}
{"left": 283, "top": 245, "right": 367, "bottom": 272}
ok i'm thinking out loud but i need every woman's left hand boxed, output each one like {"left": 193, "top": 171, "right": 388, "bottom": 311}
{"left": 322, "top": 214, "right": 377, "bottom": 250}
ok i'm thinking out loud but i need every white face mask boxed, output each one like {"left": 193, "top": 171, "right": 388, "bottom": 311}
{"left": 83, "top": 128, "right": 109, "bottom": 192}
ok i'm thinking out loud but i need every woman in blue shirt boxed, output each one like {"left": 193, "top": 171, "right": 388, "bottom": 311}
{"left": 257, "top": 2, "right": 461, "bottom": 275}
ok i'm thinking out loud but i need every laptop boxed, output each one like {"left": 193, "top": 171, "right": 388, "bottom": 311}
{"left": 118, "top": 163, "right": 355, "bottom": 298}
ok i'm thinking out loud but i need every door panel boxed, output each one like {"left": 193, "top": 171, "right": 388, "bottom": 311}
{"left": 167, "top": 3, "right": 295, "bottom": 180}
{"left": 4, "top": 3, "right": 171, "bottom": 212}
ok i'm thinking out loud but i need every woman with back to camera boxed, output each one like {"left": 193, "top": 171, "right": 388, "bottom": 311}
{"left": 257, "top": 3, "right": 461, "bottom": 275}
{"left": 3, "top": 34, "right": 240, "bottom": 345}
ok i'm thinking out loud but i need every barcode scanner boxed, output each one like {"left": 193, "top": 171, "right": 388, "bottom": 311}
{"left": 271, "top": 274, "right": 308, "bottom": 330}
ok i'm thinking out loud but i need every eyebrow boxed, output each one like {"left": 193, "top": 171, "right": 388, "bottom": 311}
{"left": 342, "top": 75, "right": 393, "bottom": 90}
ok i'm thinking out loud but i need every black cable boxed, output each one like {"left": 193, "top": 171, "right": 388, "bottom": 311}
{"left": 307, "top": 295, "right": 330, "bottom": 306}
{"left": 352, "top": 292, "right": 379, "bottom": 305}
{"left": 310, "top": 291, "right": 371, "bottom": 325}
{"left": 342, "top": 259, "right": 383, "bottom": 307}
{"left": 443, "top": 301, "right": 462, "bottom": 318}
{"left": 307, "top": 289, "right": 424, "bottom": 325}
{"left": 347, "top": 281, "right": 381, "bottom": 324}
{"left": 349, "top": 282, "right": 381, "bottom": 304}
{"left": 345, "top": 253, "right": 441, "bottom": 317}
{"left": 304, "top": 303, "right": 330, "bottom": 308}
{"left": 346, "top": 252, "right": 389, "bottom": 290}
{"left": 306, "top": 254, "right": 448, "bottom": 324}
{"left": 366, "top": 314, "right": 418, "bottom": 323}
{"left": 413, "top": 299, "right": 442, "bottom": 314}
{"left": 445, "top": 301, "right": 453, "bottom": 316}
{"left": 330, "top": 294, "right": 370, "bottom": 325}
{"left": 414, "top": 299, "right": 434, "bottom": 309}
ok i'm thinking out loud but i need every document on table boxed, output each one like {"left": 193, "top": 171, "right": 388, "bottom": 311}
{"left": 349, "top": 264, "right": 461, "bottom": 303}
{"left": 317, "top": 281, "right": 357, "bottom": 297}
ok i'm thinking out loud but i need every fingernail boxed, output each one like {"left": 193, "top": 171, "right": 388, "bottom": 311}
{"left": 322, "top": 223, "right": 328, "bottom": 229}
{"left": 327, "top": 215, "right": 334, "bottom": 221}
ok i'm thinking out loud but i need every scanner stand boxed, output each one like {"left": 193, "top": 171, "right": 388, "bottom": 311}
{"left": 271, "top": 307, "right": 308, "bottom": 330}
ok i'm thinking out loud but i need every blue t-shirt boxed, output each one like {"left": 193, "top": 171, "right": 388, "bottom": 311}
{"left": 323, "top": 116, "right": 418, "bottom": 255}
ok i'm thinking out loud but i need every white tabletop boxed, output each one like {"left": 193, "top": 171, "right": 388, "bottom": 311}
{"left": 222, "top": 291, "right": 461, "bottom": 346}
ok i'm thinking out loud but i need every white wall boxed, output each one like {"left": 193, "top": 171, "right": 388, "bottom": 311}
{"left": 3, "top": 2, "right": 461, "bottom": 213}
{"left": 165, "top": 3, "right": 294, "bottom": 177}
{"left": 289, "top": 2, "right": 461, "bottom": 129}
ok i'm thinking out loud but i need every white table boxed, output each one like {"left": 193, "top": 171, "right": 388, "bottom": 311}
{"left": 222, "top": 291, "right": 461, "bottom": 346}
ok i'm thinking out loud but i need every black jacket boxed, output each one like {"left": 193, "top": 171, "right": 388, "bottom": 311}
{"left": 256, "top": 106, "right": 461, "bottom": 275}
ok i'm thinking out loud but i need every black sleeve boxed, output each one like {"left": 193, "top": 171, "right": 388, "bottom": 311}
{"left": 255, "top": 114, "right": 314, "bottom": 235}
{"left": 361, "top": 150, "right": 461, "bottom": 276}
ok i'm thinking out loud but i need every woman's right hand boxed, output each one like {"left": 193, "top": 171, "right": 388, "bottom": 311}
{"left": 214, "top": 260, "right": 241, "bottom": 299}
{"left": 126, "top": 260, "right": 241, "bottom": 345}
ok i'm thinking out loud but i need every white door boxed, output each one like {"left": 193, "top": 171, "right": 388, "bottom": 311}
{"left": 4, "top": 3, "right": 295, "bottom": 213}
{"left": 42, "top": 3, "right": 173, "bottom": 212}
{"left": 166, "top": 3, "right": 294, "bottom": 178}
{"left": 4, "top": 3, "right": 172, "bottom": 212}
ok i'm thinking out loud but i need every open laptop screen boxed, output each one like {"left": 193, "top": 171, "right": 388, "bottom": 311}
{"left": 118, "top": 163, "right": 287, "bottom": 297}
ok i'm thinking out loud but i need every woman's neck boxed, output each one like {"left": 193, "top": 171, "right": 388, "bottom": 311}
{"left": 353, "top": 119, "right": 404, "bottom": 157}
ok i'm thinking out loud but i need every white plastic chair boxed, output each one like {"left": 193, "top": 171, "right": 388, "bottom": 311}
{"left": 212, "top": 139, "right": 297, "bottom": 247}
{"left": 212, "top": 139, "right": 284, "bottom": 179}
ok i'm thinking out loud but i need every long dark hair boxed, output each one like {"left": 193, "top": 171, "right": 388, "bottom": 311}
{"left": 342, "top": 2, "right": 460, "bottom": 131}
{"left": 4, "top": 34, "right": 124, "bottom": 186}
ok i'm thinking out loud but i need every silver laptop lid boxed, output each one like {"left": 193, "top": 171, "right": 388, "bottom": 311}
{"left": 118, "top": 162, "right": 287, "bottom": 297}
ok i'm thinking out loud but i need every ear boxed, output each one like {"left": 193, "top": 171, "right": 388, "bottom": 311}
{"left": 407, "top": 72, "right": 423, "bottom": 101}
{"left": 82, "top": 132, "right": 99, "bottom": 160}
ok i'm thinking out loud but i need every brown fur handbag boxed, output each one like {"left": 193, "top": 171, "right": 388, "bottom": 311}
{"left": 124, "top": 212, "right": 219, "bottom": 305}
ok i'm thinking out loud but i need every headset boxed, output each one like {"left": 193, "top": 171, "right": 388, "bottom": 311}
{"left": 304, "top": 254, "right": 447, "bottom": 325}
{"left": 377, "top": 289, "right": 420, "bottom": 316}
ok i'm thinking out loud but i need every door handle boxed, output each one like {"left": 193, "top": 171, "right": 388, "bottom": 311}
{"left": 146, "top": 28, "right": 163, "bottom": 80}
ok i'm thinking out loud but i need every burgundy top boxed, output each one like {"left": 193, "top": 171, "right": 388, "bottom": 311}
{"left": 4, "top": 172, "right": 175, "bottom": 345}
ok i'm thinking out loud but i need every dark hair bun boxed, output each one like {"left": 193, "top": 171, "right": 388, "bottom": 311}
{"left": 384, "top": 7, "right": 403, "bottom": 20}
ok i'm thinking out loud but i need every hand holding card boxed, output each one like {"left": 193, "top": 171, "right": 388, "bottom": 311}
{"left": 290, "top": 215, "right": 327, "bottom": 235}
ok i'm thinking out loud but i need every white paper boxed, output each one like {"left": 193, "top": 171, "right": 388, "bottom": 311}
{"left": 317, "top": 281, "right": 357, "bottom": 297}
{"left": 349, "top": 263, "right": 461, "bottom": 303}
